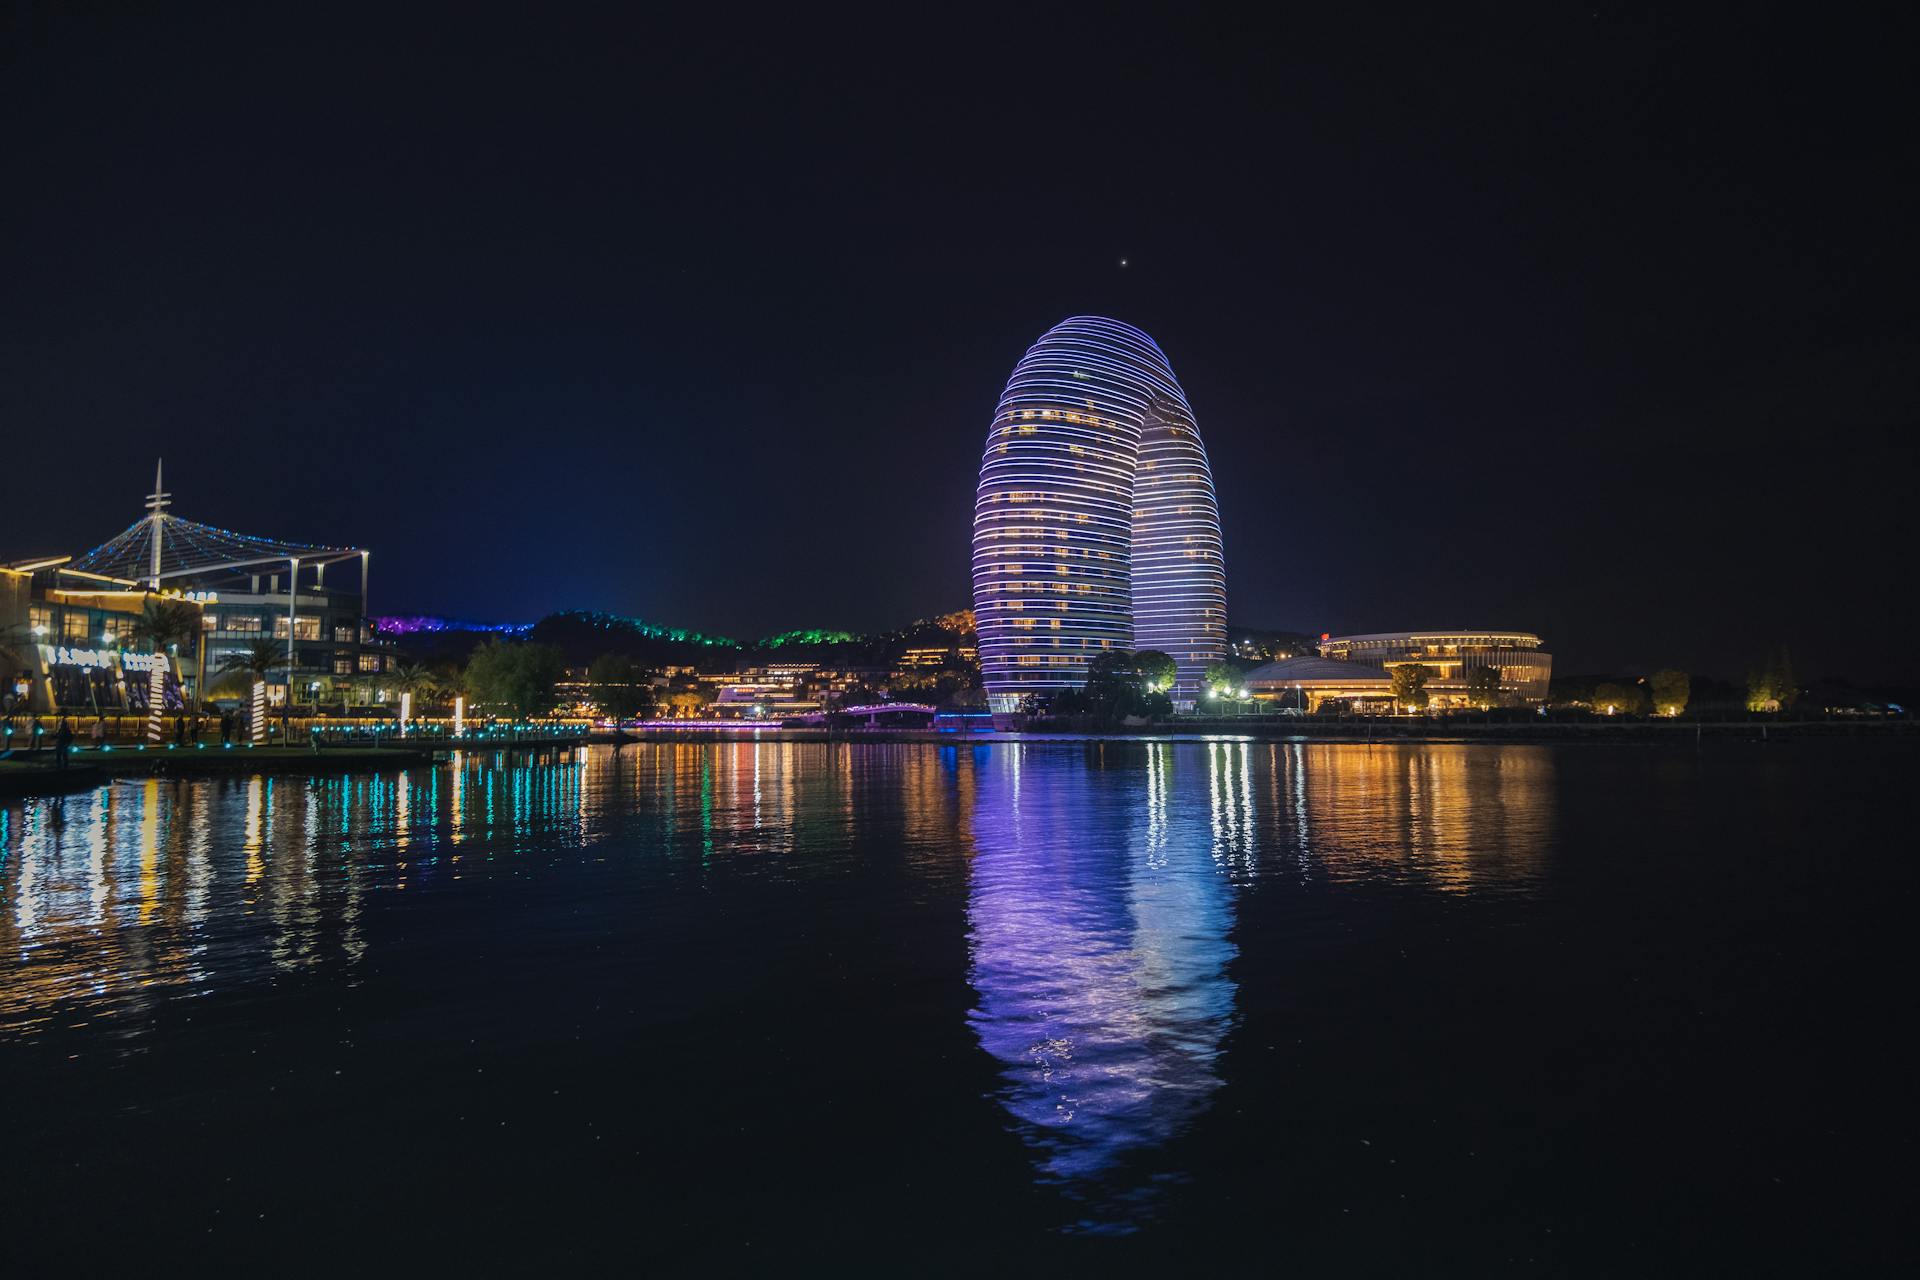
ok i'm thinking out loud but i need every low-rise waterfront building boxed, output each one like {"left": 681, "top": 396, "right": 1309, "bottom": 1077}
{"left": 897, "top": 644, "right": 979, "bottom": 670}
{"left": 809, "top": 664, "right": 892, "bottom": 699}
{"left": 702, "top": 663, "right": 825, "bottom": 719}
{"left": 2, "top": 466, "right": 392, "bottom": 715}
{"left": 1243, "top": 655, "right": 1394, "bottom": 713}
{"left": 1317, "top": 630, "right": 1552, "bottom": 706}
{"left": 2, "top": 564, "right": 190, "bottom": 715}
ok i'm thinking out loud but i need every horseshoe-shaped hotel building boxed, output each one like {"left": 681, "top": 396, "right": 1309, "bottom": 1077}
{"left": 972, "top": 316, "right": 1227, "bottom": 713}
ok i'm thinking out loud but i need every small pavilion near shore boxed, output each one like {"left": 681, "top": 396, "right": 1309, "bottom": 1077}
{"left": 1242, "top": 655, "right": 1394, "bottom": 713}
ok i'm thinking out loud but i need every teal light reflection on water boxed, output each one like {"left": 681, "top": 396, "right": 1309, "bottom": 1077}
{"left": 0, "top": 753, "right": 594, "bottom": 1039}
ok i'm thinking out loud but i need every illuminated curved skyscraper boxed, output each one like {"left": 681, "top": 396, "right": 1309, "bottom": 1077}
{"left": 972, "top": 316, "right": 1226, "bottom": 712}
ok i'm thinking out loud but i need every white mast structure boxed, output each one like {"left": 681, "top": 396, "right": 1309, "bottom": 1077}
{"left": 145, "top": 457, "right": 169, "bottom": 587}
{"left": 65, "top": 464, "right": 368, "bottom": 744}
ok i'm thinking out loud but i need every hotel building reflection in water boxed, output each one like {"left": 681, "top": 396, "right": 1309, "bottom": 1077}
{"left": 959, "top": 740, "right": 1555, "bottom": 1216}
{"left": 962, "top": 742, "right": 1243, "bottom": 1189}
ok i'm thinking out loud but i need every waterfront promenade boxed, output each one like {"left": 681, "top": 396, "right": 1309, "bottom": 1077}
{"left": 0, "top": 724, "right": 586, "bottom": 798}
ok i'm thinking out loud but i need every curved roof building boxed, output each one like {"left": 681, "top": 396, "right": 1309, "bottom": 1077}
{"left": 1318, "top": 630, "right": 1552, "bottom": 703}
{"left": 972, "top": 316, "right": 1226, "bottom": 711}
{"left": 1242, "top": 655, "right": 1394, "bottom": 712}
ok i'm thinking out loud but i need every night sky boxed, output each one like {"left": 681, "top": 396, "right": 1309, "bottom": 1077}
{"left": 5, "top": 5, "right": 1914, "bottom": 681}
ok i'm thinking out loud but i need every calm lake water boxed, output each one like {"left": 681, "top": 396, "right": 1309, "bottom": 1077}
{"left": 1, "top": 740, "right": 1910, "bottom": 1270}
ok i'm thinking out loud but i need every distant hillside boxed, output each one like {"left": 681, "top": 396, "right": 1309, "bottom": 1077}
{"left": 377, "top": 610, "right": 1295, "bottom": 671}
{"left": 1227, "top": 625, "right": 1319, "bottom": 662}
{"left": 375, "top": 609, "right": 977, "bottom": 671}
{"left": 525, "top": 611, "right": 738, "bottom": 666}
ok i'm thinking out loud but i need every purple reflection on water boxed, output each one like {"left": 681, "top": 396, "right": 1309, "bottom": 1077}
{"left": 965, "top": 743, "right": 1239, "bottom": 1218}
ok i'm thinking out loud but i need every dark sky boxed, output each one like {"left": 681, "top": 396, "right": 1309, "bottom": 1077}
{"left": 4, "top": 4, "right": 1914, "bottom": 680}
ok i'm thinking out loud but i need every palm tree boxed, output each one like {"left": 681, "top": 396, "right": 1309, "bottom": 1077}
{"left": 216, "top": 638, "right": 280, "bottom": 743}
{"left": 387, "top": 659, "right": 436, "bottom": 698}
{"left": 129, "top": 598, "right": 202, "bottom": 653}
{"left": 434, "top": 661, "right": 469, "bottom": 734}
{"left": 386, "top": 659, "right": 437, "bottom": 732}
{"left": 434, "top": 661, "right": 467, "bottom": 704}
{"left": 129, "top": 599, "right": 202, "bottom": 744}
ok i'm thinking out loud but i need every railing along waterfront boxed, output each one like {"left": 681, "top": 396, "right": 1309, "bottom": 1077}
{"left": 2, "top": 714, "right": 589, "bottom": 754}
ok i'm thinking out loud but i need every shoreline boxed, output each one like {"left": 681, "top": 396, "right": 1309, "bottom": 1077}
{"left": 4, "top": 719, "right": 1910, "bottom": 800}
{"left": 591, "top": 719, "right": 1914, "bottom": 747}
{"left": 0, "top": 735, "right": 582, "bottom": 798}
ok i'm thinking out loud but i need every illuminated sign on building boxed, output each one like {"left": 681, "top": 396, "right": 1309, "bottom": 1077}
{"left": 36, "top": 645, "right": 170, "bottom": 674}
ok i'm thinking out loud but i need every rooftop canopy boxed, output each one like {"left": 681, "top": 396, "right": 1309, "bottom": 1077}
{"left": 68, "top": 512, "right": 363, "bottom": 585}
{"left": 1322, "top": 630, "right": 1543, "bottom": 647}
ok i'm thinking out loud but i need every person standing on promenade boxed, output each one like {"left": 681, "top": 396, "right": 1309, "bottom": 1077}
{"left": 54, "top": 716, "right": 73, "bottom": 769}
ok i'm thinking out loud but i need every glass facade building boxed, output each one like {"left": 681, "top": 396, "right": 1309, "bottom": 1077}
{"left": 972, "top": 316, "right": 1226, "bottom": 712}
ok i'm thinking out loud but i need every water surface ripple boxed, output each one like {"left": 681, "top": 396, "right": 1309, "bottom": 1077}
{"left": 0, "top": 740, "right": 1907, "bottom": 1270}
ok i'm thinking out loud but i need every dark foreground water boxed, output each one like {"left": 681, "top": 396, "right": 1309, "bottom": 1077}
{"left": 1, "top": 740, "right": 1911, "bottom": 1271}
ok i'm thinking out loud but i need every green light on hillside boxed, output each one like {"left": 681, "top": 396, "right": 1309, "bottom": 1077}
{"left": 759, "top": 629, "right": 859, "bottom": 647}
